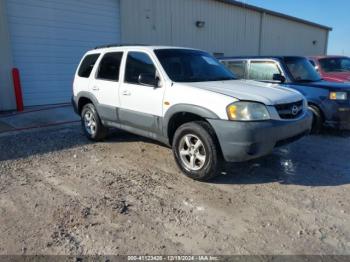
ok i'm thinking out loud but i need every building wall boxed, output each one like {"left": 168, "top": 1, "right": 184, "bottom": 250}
{"left": 0, "top": 0, "right": 16, "bottom": 111}
{"left": 0, "top": 0, "right": 330, "bottom": 111}
{"left": 120, "top": 0, "right": 328, "bottom": 57}
{"left": 261, "top": 14, "right": 328, "bottom": 56}
{"left": 121, "top": 0, "right": 261, "bottom": 56}
{"left": 2, "top": 0, "right": 121, "bottom": 108}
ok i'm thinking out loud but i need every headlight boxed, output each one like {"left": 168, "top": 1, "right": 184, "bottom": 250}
{"left": 227, "top": 101, "right": 270, "bottom": 121}
{"left": 329, "top": 92, "right": 347, "bottom": 100}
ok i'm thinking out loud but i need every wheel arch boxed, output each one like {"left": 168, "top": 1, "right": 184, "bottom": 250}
{"left": 163, "top": 104, "right": 220, "bottom": 146}
{"left": 76, "top": 91, "right": 99, "bottom": 115}
{"left": 308, "top": 101, "right": 325, "bottom": 120}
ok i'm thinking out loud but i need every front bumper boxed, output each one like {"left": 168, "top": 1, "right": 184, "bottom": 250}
{"left": 323, "top": 103, "right": 350, "bottom": 130}
{"left": 208, "top": 111, "right": 312, "bottom": 162}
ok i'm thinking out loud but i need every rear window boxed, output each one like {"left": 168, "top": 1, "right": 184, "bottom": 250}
{"left": 78, "top": 54, "right": 100, "bottom": 78}
{"left": 222, "top": 60, "right": 246, "bottom": 79}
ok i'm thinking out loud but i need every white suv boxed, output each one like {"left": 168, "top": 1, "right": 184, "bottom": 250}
{"left": 72, "top": 45, "right": 312, "bottom": 181}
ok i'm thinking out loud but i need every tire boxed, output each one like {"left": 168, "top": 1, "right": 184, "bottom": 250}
{"left": 308, "top": 105, "right": 323, "bottom": 134}
{"left": 172, "top": 121, "right": 221, "bottom": 181}
{"left": 81, "top": 103, "right": 108, "bottom": 141}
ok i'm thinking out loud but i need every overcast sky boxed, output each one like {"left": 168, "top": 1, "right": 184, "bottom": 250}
{"left": 242, "top": 0, "right": 350, "bottom": 56}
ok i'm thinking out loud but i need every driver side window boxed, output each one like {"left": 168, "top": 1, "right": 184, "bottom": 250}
{"left": 125, "top": 52, "right": 156, "bottom": 85}
{"left": 248, "top": 61, "right": 281, "bottom": 81}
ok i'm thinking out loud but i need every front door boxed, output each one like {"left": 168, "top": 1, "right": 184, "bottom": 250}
{"left": 119, "top": 51, "right": 165, "bottom": 134}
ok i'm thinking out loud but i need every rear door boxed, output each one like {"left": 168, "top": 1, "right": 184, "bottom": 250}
{"left": 91, "top": 52, "right": 123, "bottom": 122}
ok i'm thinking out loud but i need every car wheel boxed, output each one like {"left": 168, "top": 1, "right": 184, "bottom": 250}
{"left": 81, "top": 103, "right": 108, "bottom": 141}
{"left": 172, "top": 121, "right": 220, "bottom": 181}
{"left": 308, "top": 105, "right": 323, "bottom": 134}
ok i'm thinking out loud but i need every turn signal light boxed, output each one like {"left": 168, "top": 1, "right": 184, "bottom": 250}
{"left": 227, "top": 105, "right": 237, "bottom": 119}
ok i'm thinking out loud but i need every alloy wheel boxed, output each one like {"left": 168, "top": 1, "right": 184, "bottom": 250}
{"left": 178, "top": 134, "right": 207, "bottom": 171}
{"left": 83, "top": 110, "right": 97, "bottom": 135}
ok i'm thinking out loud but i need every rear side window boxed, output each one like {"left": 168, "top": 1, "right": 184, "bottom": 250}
{"left": 125, "top": 52, "right": 156, "bottom": 84}
{"left": 97, "top": 52, "right": 123, "bottom": 81}
{"left": 248, "top": 61, "right": 281, "bottom": 81}
{"left": 222, "top": 61, "right": 246, "bottom": 78}
{"left": 78, "top": 54, "right": 100, "bottom": 78}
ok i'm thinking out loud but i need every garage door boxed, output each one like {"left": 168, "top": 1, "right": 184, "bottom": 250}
{"left": 6, "top": 0, "right": 121, "bottom": 106}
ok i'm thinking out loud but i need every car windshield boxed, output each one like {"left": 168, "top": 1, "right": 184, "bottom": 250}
{"left": 285, "top": 57, "right": 322, "bottom": 82}
{"left": 319, "top": 57, "right": 350, "bottom": 73}
{"left": 154, "top": 49, "right": 236, "bottom": 82}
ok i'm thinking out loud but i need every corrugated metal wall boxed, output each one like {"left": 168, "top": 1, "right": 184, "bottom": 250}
{"left": 5, "top": 0, "right": 121, "bottom": 106}
{"left": 0, "top": 0, "right": 15, "bottom": 111}
{"left": 120, "top": 0, "right": 328, "bottom": 56}
{"left": 261, "top": 14, "right": 327, "bottom": 56}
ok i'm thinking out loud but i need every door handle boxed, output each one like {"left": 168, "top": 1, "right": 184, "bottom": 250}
{"left": 122, "top": 90, "right": 131, "bottom": 96}
{"left": 92, "top": 86, "right": 99, "bottom": 91}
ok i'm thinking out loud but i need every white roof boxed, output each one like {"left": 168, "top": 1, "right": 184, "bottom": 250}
{"left": 87, "top": 45, "right": 201, "bottom": 54}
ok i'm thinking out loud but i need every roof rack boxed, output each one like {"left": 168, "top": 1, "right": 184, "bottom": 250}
{"left": 94, "top": 44, "right": 149, "bottom": 49}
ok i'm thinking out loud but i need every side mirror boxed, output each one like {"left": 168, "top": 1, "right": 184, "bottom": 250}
{"left": 272, "top": 74, "right": 286, "bottom": 83}
{"left": 138, "top": 73, "right": 159, "bottom": 87}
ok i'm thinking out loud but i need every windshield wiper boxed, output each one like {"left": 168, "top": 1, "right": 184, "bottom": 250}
{"left": 184, "top": 76, "right": 236, "bottom": 82}
{"left": 295, "top": 79, "right": 317, "bottom": 83}
{"left": 208, "top": 77, "right": 236, "bottom": 81}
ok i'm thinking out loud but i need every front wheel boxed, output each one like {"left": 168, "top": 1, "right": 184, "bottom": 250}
{"left": 172, "top": 121, "right": 221, "bottom": 181}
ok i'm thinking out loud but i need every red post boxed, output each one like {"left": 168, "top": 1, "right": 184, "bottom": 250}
{"left": 12, "top": 68, "right": 24, "bottom": 112}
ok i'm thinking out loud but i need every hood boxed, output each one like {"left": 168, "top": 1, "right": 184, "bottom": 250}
{"left": 321, "top": 72, "right": 350, "bottom": 83}
{"left": 291, "top": 80, "right": 350, "bottom": 91}
{"left": 176, "top": 80, "right": 303, "bottom": 105}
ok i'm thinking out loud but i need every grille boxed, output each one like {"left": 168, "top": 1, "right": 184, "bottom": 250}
{"left": 275, "top": 100, "right": 304, "bottom": 119}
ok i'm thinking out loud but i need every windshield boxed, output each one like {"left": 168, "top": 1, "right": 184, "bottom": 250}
{"left": 319, "top": 57, "right": 350, "bottom": 73}
{"left": 154, "top": 49, "right": 236, "bottom": 82}
{"left": 285, "top": 57, "right": 322, "bottom": 82}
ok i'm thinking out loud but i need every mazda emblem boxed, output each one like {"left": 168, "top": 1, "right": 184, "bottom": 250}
{"left": 291, "top": 105, "right": 299, "bottom": 116}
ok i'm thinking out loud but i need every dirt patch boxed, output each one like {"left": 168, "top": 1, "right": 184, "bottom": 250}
{"left": 0, "top": 125, "right": 349, "bottom": 255}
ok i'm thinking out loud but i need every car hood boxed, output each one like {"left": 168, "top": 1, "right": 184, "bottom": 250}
{"left": 177, "top": 80, "right": 303, "bottom": 105}
{"left": 321, "top": 72, "right": 350, "bottom": 82}
{"left": 291, "top": 80, "right": 350, "bottom": 91}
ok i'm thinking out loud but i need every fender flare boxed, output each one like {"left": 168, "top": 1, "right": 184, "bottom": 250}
{"left": 306, "top": 98, "right": 326, "bottom": 117}
{"left": 162, "top": 103, "right": 220, "bottom": 137}
{"left": 75, "top": 91, "right": 100, "bottom": 114}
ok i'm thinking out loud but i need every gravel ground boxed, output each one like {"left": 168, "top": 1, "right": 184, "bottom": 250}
{"left": 0, "top": 124, "right": 349, "bottom": 255}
